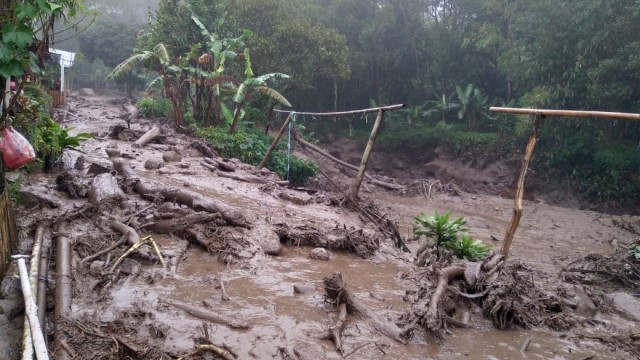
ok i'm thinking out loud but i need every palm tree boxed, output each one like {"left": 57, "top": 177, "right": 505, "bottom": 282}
{"left": 107, "top": 43, "right": 187, "bottom": 127}
{"left": 424, "top": 93, "right": 459, "bottom": 124}
{"left": 229, "top": 73, "right": 291, "bottom": 134}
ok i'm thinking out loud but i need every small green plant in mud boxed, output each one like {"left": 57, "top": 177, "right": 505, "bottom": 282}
{"left": 32, "top": 117, "right": 93, "bottom": 171}
{"left": 413, "top": 210, "right": 491, "bottom": 261}
{"left": 7, "top": 178, "right": 23, "bottom": 205}
{"left": 629, "top": 244, "right": 640, "bottom": 261}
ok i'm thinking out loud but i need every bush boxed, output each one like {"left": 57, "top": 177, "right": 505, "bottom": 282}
{"left": 136, "top": 97, "right": 173, "bottom": 118}
{"left": 194, "top": 126, "right": 317, "bottom": 186}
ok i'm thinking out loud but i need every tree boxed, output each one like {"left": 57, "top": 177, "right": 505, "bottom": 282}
{"left": 229, "top": 73, "right": 291, "bottom": 133}
{"left": 455, "top": 84, "right": 494, "bottom": 131}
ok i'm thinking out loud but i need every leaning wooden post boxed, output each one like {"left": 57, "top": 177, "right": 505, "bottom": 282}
{"left": 259, "top": 113, "right": 293, "bottom": 169}
{"left": 349, "top": 109, "right": 385, "bottom": 200}
{"left": 502, "top": 114, "right": 545, "bottom": 258}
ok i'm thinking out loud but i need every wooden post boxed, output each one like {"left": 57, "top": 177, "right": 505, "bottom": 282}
{"left": 350, "top": 109, "right": 385, "bottom": 200}
{"left": 259, "top": 113, "right": 293, "bottom": 169}
{"left": 501, "top": 114, "right": 545, "bottom": 258}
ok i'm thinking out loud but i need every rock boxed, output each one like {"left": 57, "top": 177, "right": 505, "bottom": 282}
{"left": 157, "top": 167, "right": 174, "bottom": 175}
{"left": 162, "top": 151, "right": 183, "bottom": 162}
{"left": 144, "top": 160, "right": 164, "bottom": 170}
{"left": 177, "top": 162, "right": 190, "bottom": 169}
{"left": 293, "top": 343, "right": 326, "bottom": 360}
{"left": 310, "top": 248, "right": 331, "bottom": 261}
{"left": 0, "top": 299, "right": 23, "bottom": 317}
{"left": 88, "top": 173, "right": 126, "bottom": 204}
{"left": 0, "top": 314, "right": 22, "bottom": 359}
{"left": 248, "top": 225, "right": 283, "bottom": 256}
{"left": 279, "top": 190, "right": 312, "bottom": 205}
{"left": 573, "top": 285, "right": 597, "bottom": 318}
{"left": 293, "top": 283, "right": 316, "bottom": 294}
{"left": 87, "top": 162, "right": 111, "bottom": 175}
{"left": 605, "top": 292, "right": 640, "bottom": 322}
{"left": 105, "top": 148, "right": 121, "bottom": 158}
{"left": 89, "top": 261, "right": 105, "bottom": 276}
{"left": 79, "top": 88, "right": 95, "bottom": 96}
{"left": 119, "top": 258, "right": 141, "bottom": 275}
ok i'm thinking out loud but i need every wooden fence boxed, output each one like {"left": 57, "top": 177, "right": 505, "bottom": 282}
{"left": 48, "top": 90, "right": 65, "bottom": 107}
{"left": 0, "top": 183, "right": 18, "bottom": 279}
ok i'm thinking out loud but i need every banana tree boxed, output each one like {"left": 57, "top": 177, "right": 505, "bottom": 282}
{"left": 455, "top": 84, "right": 495, "bottom": 131}
{"left": 424, "top": 93, "right": 459, "bottom": 124}
{"left": 229, "top": 73, "right": 291, "bottom": 134}
{"left": 107, "top": 43, "right": 187, "bottom": 127}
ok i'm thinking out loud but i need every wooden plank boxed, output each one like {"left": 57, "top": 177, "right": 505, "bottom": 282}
{"left": 490, "top": 107, "right": 640, "bottom": 121}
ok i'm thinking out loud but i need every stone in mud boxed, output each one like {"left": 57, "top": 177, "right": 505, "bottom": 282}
{"left": 87, "top": 162, "right": 111, "bottom": 175}
{"left": 144, "top": 159, "right": 164, "bottom": 170}
{"left": 0, "top": 299, "right": 22, "bottom": 316}
{"left": 293, "top": 283, "right": 316, "bottom": 294}
{"left": 157, "top": 167, "right": 174, "bottom": 175}
{"left": 162, "top": 151, "right": 183, "bottom": 162}
{"left": 119, "top": 258, "right": 141, "bottom": 275}
{"left": 88, "top": 173, "right": 126, "bottom": 204}
{"left": 309, "top": 247, "right": 331, "bottom": 261}
{"left": 105, "top": 148, "right": 121, "bottom": 158}
{"left": 605, "top": 292, "right": 640, "bottom": 322}
{"left": 248, "top": 224, "right": 283, "bottom": 256}
{"left": 293, "top": 343, "right": 327, "bottom": 360}
{"left": 79, "top": 88, "right": 95, "bottom": 96}
{"left": 572, "top": 285, "right": 597, "bottom": 318}
{"left": 89, "top": 261, "right": 105, "bottom": 276}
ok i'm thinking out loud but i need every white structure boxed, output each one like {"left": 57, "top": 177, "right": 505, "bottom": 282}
{"left": 48, "top": 48, "right": 76, "bottom": 91}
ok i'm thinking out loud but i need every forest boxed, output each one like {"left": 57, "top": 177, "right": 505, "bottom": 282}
{"left": 18, "top": 0, "right": 640, "bottom": 206}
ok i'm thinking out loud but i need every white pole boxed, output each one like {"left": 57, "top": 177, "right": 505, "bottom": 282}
{"left": 60, "top": 59, "right": 65, "bottom": 92}
{"left": 15, "top": 257, "right": 50, "bottom": 360}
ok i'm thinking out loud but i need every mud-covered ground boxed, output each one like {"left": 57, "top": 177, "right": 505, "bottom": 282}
{"left": 1, "top": 93, "right": 639, "bottom": 359}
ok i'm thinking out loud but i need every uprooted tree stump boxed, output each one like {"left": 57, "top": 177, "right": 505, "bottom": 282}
{"left": 275, "top": 223, "right": 379, "bottom": 258}
{"left": 323, "top": 272, "right": 406, "bottom": 349}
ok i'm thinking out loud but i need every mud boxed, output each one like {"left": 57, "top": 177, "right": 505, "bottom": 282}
{"left": 0, "top": 93, "right": 639, "bottom": 359}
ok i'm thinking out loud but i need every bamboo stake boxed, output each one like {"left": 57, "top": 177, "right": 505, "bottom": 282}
{"left": 54, "top": 236, "right": 71, "bottom": 360}
{"left": 501, "top": 115, "right": 545, "bottom": 258}
{"left": 13, "top": 257, "right": 49, "bottom": 360}
{"left": 490, "top": 107, "right": 640, "bottom": 121}
{"left": 350, "top": 109, "right": 385, "bottom": 200}
{"left": 37, "top": 230, "right": 52, "bottom": 333}
{"left": 22, "top": 225, "right": 45, "bottom": 360}
{"left": 259, "top": 113, "right": 293, "bottom": 168}
{"left": 273, "top": 104, "right": 404, "bottom": 117}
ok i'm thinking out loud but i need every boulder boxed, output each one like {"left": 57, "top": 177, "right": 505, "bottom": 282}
{"left": 279, "top": 190, "right": 312, "bottom": 205}
{"left": 573, "top": 285, "right": 597, "bottom": 318}
{"left": 293, "top": 283, "right": 316, "bottom": 294}
{"left": 605, "top": 292, "right": 640, "bottom": 322}
{"left": 162, "top": 151, "right": 183, "bottom": 163}
{"left": 144, "top": 160, "right": 164, "bottom": 170}
{"left": 310, "top": 248, "right": 331, "bottom": 261}
{"left": 88, "top": 173, "right": 126, "bottom": 204}
{"left": 248, "top": 224, "right": 282, "bottom": 256}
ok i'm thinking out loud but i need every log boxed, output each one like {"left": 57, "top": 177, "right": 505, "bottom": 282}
{"left": 133, "top": 125, "right": 161, "bottom": 147}
{"left": 165, "top": 299, "right": 251, "bottom": 329}
{"left": 114, "top": 160, "right": 250, "bottom": 228}
{"left": 109, "top": 220, "right": 154, "bottom": 260}
{"left": 330, "top": 303, "right": 348, "bottom": 354}
{"left": 216, "top": 170, "right": 269, "bottom": 184}
{"left": 37, "top": 230, "right": 52, "bottom": 332}
{"left": 501, "top": 115, "right": 545, "bottom": 258}
{"left": 259, "top": 113, "right": 292, "bottom": 168}
{"left": 143, "top": 212, "right": 220, "bottom": 234}
{"left": 426, "top": 266, "right": 465, "bottom": 332}
{"left": 323, "top": 272, "right": 406, "bottom": 344}
{"left": 22, "top": 226, "right": 44, "bottom": 360}
{"left": 296, "top": 135, "right": 404, "bottom": 191}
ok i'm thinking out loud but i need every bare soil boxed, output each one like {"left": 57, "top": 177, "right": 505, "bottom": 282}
{"left": 1, "top": 93, "right": 639, "bottom": 359}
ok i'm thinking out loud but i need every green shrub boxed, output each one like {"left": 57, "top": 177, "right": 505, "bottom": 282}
{"left": 413, "top": 210, "right": 491, "bottom": 261}
{"left": 194, "top": 126, "right": 317, "bottom": 186}
{"left": 136, "top": 97, "right": 173, "bottom": 118}
{"left": 581, "top": 144, "right": 640, "bottom": 204}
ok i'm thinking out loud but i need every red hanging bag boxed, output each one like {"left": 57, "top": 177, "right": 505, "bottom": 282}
{"left": 1, "top": 127, "right": 36, "bottom": 169}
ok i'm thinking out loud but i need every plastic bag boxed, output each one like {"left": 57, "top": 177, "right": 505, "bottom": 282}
{"left": 1, "top": 127, "right": 36, "bottom": 169}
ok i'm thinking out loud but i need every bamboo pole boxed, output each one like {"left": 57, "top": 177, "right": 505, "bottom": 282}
{"left": 13, "top": 257, "right": 49, "bottom": 360}
{"left": 350, "top": 109, "right": 385, "bottom": 200}
{"left": 490, "top": 107, "right": 640, "bottom": 121}
{"left": 22, "top": 225, "right": 45, "bottom": 360}
{"left": 54, "top": 236, "right": 71, "bottom": 360}
{"left": 273, "top": 104, "right": 404, "bottom": 117}
{"left": 258, "top": 113, "right": 293, "bottom": 168}
{"left": 501, "top": 115, "right": 545, "bottom": 258}
{"left": 37, "top": 229, "right": 52, "bottom": 333}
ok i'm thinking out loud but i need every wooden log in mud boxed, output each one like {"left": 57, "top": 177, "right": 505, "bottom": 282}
{"left": 216, "top": 170, "right": 270, "bottom": 184}
{"left": 54, "top": 236, "right": 72, "bottom": 360}
{"left": 113, "top": 159, "right": 250, "bottom": 228}
{"left": 143, "top": 211, "right": 220, "bottom": 234}
{"left": 329, "top": 303, "right": 348, "bottom": 354}
{"left": 109, "top": 219, "right": 154, "bottom": 260}
{"left": 426, "top": 266, "right": 465, "bottom": 332}
{"left": 165, "top": 299, "right": 251, "bottom": 329}
{"left": 133, "top": 124, "right": 161, "bottom": 147}
{"left": 323, "top": 272, "right": 406, "bottom": 344}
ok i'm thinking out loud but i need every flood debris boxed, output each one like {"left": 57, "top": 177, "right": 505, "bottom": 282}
{"left": 275, "top": 223, "right": 379, "bottom": 258}
{"left": 323, "top": 272, "right": 407, "bottom": 347}
{"left": 164, "top": 299, "right": 251, "bottom": 329}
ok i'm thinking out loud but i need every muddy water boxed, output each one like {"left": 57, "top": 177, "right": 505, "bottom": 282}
{"left": 79, "top": 235, "right": 620, "bottom": 360}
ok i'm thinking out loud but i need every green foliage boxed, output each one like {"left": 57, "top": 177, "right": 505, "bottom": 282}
{"left": 413, "top": 210, "right": 491, "bottom": 261}
{"left": 629, "top": 244, "right": 640, "bottom": 261}
{"left": 32, "top": 116, "right": 93, "bottom": 161}
{"left": 136, "top": 97, "right": 173, "bottom": 118}
{"left": 194, "top": 126, "right": 317, "bottom": 186}
{"left": 8, "top": 178, "right": 23, "bottom": 204}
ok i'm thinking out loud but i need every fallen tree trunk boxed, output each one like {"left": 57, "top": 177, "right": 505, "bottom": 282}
{"left": 296, "top": 136, "right": 404, "bottom": 191}
{"left": 165, "top": 299, "right": 251, "bottom": 329}
{"left": 109, "top": 219, "right": 154, "bottom": 260}
{"left": 133, "top": 125, "right": 161, "bottom": 147}
{"left": 324, "top": 272, "right": 406, "bottom": 344}
{"left": 426, "top": 266, "right": 465, "bottom": 333}
{"left": 216, "top": 170, "right": 269, "bottom": 184}
{"left": 143, "top": 212, "right": 220, "bottom": 234}
{"left": 113, "top": 159, "right": 250, "bottom": 228}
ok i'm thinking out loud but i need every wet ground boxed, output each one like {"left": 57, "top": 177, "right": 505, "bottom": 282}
{"left": 3, "top": 94, "right": 639, "bottom": 359}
